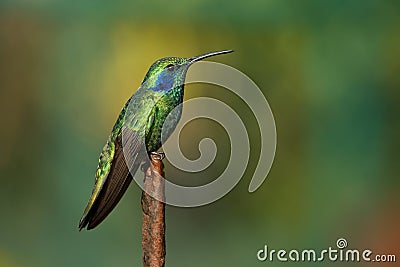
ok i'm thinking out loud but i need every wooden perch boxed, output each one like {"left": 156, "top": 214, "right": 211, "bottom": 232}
{"left": 141, "top": 154, "right": 166, "bottom": 267}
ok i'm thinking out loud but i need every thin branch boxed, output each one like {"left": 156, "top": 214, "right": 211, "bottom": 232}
{"left": 141, "top": 155, "right": 166, "bottom": 267}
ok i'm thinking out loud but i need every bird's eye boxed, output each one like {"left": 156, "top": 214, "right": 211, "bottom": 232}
{"left": 165, "top": 64, "right": 175, "bottom": 71}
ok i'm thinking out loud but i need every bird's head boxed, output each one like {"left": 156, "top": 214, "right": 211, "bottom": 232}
{"left": 142, "top": 50, "right": 233, "bottom": 92}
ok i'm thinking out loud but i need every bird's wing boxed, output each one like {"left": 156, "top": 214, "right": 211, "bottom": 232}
{"left": 78, "top": 125, "right": 144, "bottom": 230}
{"left": 78, "top": 88, "right": 161, "bottom": 230}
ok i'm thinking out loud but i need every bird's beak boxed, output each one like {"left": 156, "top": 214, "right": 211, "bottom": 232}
{"left": 189, "top": 50, "right": 234, "bottom": 65}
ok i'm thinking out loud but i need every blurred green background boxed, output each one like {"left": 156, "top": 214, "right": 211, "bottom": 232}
{"left": 1, "top": 0, "right": 399, "bottom": 266}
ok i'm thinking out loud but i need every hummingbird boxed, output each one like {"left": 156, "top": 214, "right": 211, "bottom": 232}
{"left": 79, "top": 50, "right": 233, "bottom": 230}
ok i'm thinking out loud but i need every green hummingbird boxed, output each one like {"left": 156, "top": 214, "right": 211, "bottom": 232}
{"left": 79, "top": 50, "right": 233, "bottom": 230}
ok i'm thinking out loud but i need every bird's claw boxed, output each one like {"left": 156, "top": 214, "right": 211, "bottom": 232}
{"left": 150, "top": 151, "right": 165, "bottom": 161}
{"left": 141, "top": 152, "right": 164, "bottom": 173}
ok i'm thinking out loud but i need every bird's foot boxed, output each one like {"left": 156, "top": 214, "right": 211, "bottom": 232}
{"left": 150, "top": 151, "right": 165, "bottom": 161}
{"left": 141, "top": 151, "right": 164, "bottom": 173}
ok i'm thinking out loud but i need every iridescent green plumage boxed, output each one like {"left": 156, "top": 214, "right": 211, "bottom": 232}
{"left": 79, "top": 50, "right": 233, "bottom": 230}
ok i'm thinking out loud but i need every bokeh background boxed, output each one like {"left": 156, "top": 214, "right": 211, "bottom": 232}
{"left": 1, "top": 1, "right": 399, "bottom": 266}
